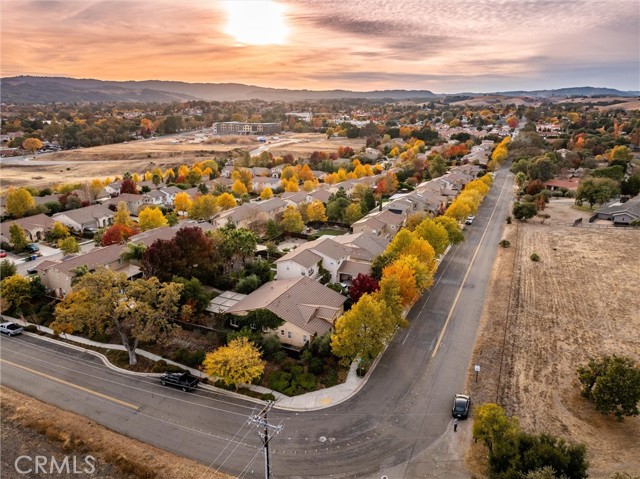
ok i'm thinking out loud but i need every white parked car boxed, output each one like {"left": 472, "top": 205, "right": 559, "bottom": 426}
{"left": 0, "top": 321, "right": 24, "bottom": 336}
{"left": 465, "top": 216, "right": 475, "bottom": 225}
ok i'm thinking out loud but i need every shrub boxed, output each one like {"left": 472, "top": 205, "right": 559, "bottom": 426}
{"left": 172, "top": 348, "right": 205, "bottom": 368}
{"left": 236, "top": 274, "right": 261, "bottom": 294}
{"left": 24, "top": 324, "right": 38, "bottom": 333}
{"left": 506, "top": 215, "right": 512, "bottom": 224}
{"left": 297, "top": 372, "right": 317, "bottom": 390}
{"left": 308, "top": 357, "right": 324, "bottom": 375}
{"left": 499, "top": 239, "right": 511, "bottom": 248}
{"left": 530, "top": 253, "right": 540, "bottom": 262}
{"left": 268, "top": 371, "right": 292, "bottom": 392}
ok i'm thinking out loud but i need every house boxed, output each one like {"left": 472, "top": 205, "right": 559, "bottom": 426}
{"left": 331, "top": 232, "right": 390, "bottom": 263}
{"left": 251, "top": 167, "right": 271, "bottom": 177}
{"left": 104, "top": 181, "right": 122, "bottom": 195}
{"left": 226, "top": 276, "right": 346, "bottom": 348}
{"left": 596, "top": 196, "right": 640, "bottom": 225}
{"left": 36, "top": 244, "right": 140, "bottom": 297}
{"left": 0, "top": 214, "right": 56, "bottom": 244}
{"left": 102, "top": 193, "right": 145, "bottom": 215}
{"left": 275, "top": 236, "right": 350, "bottom": 283}
{"left": 255, "top": 198, "right": 288, "bottom": 222}
{"left": 221, "top": 165, "right": 235, "bottom": 178}
{"left": 351, "top": 210, "right": 404, "bottom": 238}
{"left": 282, "top": 191, "right": 310, "bottom": 207}
{"left": 211, "top": 204, "right": 259, "bottom": 229}
{"left": 253, "top": 176, "right": 281, "bottom": 192}
{"left": 544, "top": 178, "right": 579, "bottom": 191}
{"left": 307, "top": 188, "right": 332, "bottom": 204}
{"left": 128, "top": 225, "right": 177, "bottom": 247}
{"left": 157, "top": 186, "right": 185, "bottom": 206}
{"left": 52, "top": 204, "right": 114, "bottom": 232}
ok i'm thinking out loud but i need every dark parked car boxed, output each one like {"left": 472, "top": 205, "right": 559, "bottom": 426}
{"left": 25, "top": 243, "right": 40, "bottom": 253}
{"left": 0, "top": 321, "right": 24, "bottom": 336}
{"left": 160, "top": 372, "right": 199, "bottom": 392}
{"left": 452, "top": 394, "right": 471, "bottom": 419}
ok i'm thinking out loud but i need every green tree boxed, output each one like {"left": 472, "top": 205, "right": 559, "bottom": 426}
{"left": 52, "top": 267, "right": 181, "bottom": 365}
{"left": 576, "top": 177, "right": 620, "bottom": 209}
{"left": 472, "top": 403, "right": 520, "bottom": 453}
{"left": 512, "top": 202, "right": 538, "bottom": 221}
{"left": 331, "top": 293, "right": 396, "bottom": 364}
{"left": 280, "top": 205, "right": 304, "bottom": 233}
{"left": 515, "top": 171, "right": 528, "bottom": 189}
{"left": 120, "top": 242, "right": 146, "bottom": 263}
{"left": 6, "top": 187, "right": 36, "bottom": 218}
{"left": 343, "top": 202, "right": 364, "bottom": 225}
{"left": 202, "top": 337, "right": 264, "bottom": 389}
{"left": 428, "top": 154, "right": 447, "bottom": 178}
{"left": 58, "top": 236, "right": 80, "bottom": 255}
{"left": 0, "top": 275, "right": 32, "bottom": 313}
{"left": 9, "top": 224, "right": 29, "bottom": 251}
{"left": 434, "top": 216, "right": 464, "bottom": 245}
{"left": 0, "top": 259, "right": 18, "bottom": 279}
{"left": 577, "top": 355, "right": 640, "bottom": 420}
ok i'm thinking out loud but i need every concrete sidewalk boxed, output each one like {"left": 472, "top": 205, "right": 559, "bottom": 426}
{"left": 8, "top": 316, "right": 366, "bottom": 411}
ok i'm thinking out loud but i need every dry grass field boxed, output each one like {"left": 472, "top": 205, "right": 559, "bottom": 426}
{"left": 0, "top": 387, "right": 233, "bottom": 479}
{"left": 1, "top": 133, "right": 365, "bottom": 190}
{"left": 466, "top": 220, "right": 640, "bottom": 478}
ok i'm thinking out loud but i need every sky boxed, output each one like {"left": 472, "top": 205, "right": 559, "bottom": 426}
{"left": 2, "top": 0, "right": 639, "bottom": 93}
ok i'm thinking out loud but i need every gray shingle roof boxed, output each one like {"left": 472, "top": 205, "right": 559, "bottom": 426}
{"left": 53, "top": 204, "right": 114, "bottom": 225}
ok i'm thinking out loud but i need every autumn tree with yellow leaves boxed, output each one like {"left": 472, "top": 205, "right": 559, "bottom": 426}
{"left": 203, "top": 337, "right": 264, "bottom": 389}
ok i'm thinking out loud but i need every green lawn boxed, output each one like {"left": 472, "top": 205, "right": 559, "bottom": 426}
{"left": 315, "top": 228, "right": 347, "bottom": 236}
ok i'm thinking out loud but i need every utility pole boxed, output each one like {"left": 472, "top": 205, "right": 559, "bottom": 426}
{"left": 247, "top": 401, "right": 283, "bottom": 479}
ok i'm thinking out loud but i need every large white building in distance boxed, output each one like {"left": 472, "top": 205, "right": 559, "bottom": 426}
{"left": 211, "top": 122, "right": 281, "bottom": 135}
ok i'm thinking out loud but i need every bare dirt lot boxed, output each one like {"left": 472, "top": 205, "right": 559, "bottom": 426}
{"left": 0, "top": 133, "right": 365, "bottom": 191}
{"left": 0, "top": 387, "right": 233, "bottom": 479}
{"left": 466, "top": 220, "right": 640, "bottom": 478}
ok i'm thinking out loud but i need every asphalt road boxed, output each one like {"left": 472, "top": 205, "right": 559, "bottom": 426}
{"left": 0, "top": 168, "right": 514, "bottom": 479}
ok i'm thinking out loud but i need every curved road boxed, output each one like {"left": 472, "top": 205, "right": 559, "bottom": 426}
{"left": 1, "top": 168, "right": 514, "bottom": 479}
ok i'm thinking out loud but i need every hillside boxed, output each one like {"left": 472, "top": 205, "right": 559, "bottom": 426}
{"left": 0, "top": 76, "right": 438, "bottom": 104}
{"left": 1, "top": 76, "right": 637, "bottom": 104}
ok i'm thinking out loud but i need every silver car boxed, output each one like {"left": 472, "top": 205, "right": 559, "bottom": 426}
{"left": 0, "top": 321, "right": 24, "bottom": 336}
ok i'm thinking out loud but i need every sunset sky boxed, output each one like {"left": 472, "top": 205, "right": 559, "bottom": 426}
{"left": 2, "top": 0, "right": 639, "bottom": 93}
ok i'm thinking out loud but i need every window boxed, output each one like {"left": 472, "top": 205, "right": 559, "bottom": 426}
{"left": 301, "top": 271, "right": 305, "bottom": 276}
{"left": 280, "top": 329, "right": 285, "bottom": 336}
{"left": 250, "top": 323, "right": 257, "bottom": 331}
{"left": 287, "top": 331, "right": 292, "bottom": 339}
{"left": 262, "top": 326, "right": 270, "bottom": 333}
{"left": 303, "top": 335, "right": 308, "bottom": 343}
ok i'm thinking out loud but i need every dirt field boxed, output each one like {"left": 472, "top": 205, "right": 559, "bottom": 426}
{"left": 266, "top": 133, "right": 365, "bottom": 158}
{"left": 466, "top": 219, "right": 640, "bottom": 478}
{"left": 0, "top": 387, "right": 233, "bottom": 479}
{"left": 0, "top": 133, "right": 365, "bottom": 191}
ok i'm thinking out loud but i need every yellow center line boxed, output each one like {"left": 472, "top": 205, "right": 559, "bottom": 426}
{"left": 0, "top": 358, "right": 139, "bottom": 410}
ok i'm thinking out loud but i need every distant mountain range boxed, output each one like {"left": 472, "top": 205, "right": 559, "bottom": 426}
{"left": 1, "top": 76, "right": 638, "bottom": 104}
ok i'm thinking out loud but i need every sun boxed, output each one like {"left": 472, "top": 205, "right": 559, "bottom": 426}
{"left": 222, "top": 0, "right": 289, "bottom": 46}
